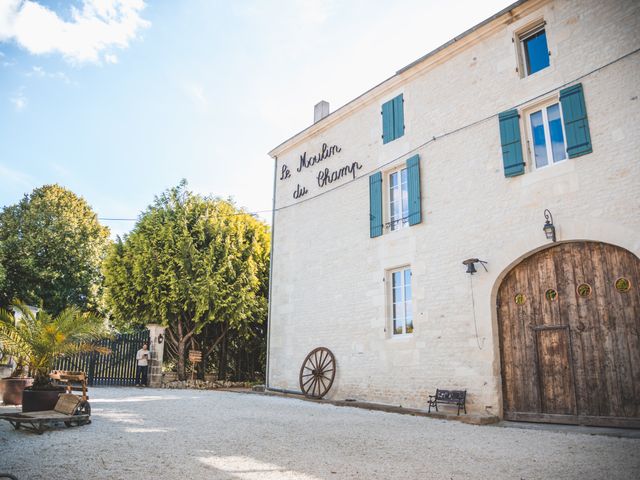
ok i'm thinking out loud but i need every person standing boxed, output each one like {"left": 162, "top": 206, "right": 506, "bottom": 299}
{"left": 135, "top": 343, "right": 151, "bottom": 386}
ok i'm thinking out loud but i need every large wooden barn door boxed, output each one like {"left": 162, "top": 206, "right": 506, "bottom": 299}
{"left": 497, "top": 242, "right": 640, "bottom": 427}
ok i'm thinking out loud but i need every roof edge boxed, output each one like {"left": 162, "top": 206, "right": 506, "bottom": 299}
{"left": 268, "top": 0, "right": 535, "bottom": 158}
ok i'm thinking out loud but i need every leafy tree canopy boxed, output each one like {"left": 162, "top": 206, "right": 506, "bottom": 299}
{"left": 0, "top": 184, "right": 111, "bottom": 314}
{"left": 102, "top": 180, "right": 270, "bottom": 379}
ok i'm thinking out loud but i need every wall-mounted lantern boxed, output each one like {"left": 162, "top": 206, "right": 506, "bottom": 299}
{"left": 157, "top": 333, "right": 164, "bottom": 344}
{"left": 462, "top": 258, "right": 488, "bottom": 274}
{"left": 543, "top": 209, "right": 556, "bottom": 242}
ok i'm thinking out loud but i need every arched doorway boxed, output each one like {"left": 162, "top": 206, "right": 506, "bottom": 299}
{"left": 497, "top": 241, "right": 640, "bottom": 427}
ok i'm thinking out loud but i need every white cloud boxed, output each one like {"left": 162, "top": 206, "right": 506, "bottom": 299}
{"left": 29, "top": 65, "right": 44, "bottom": 76}
{"left": 25, "top": 65, "right": 72, "bottom": 83}
{"left": 0, "top": 0, "right": 150, "bottom": 64}
{"left": 9, "top": 87, "right": 27, "bottom": 111}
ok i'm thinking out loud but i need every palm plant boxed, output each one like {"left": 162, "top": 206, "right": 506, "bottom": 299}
{"left": 0, "top": 301, "right": 109, "bottom": 388}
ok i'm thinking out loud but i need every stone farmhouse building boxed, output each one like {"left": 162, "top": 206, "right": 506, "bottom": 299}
{"left": 266, "top": 0, "right": 640, "bottom": 427}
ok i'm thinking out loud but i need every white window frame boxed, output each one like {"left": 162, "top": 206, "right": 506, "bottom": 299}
{"left": 524, "top": 97, "right": 568, "bottom": 170}
{"left": 386, "top": 166, "right": 409, "bottom": 232}
{"left": 388, "top": 266, "right": 413, "bottom": 337}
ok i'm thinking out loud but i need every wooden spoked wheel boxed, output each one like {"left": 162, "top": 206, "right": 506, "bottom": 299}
{"left": 299, "top": 347, "right": 336, "bottom": 398}
{"left": 65, "top": 401, "right": 91, "bottom": 427}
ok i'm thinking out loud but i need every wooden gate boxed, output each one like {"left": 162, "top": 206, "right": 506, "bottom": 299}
{"left": 54, "top": 330, "right": 150, "bottom": 386}
{"left": 497, "top": 241, "right": 640, "bottom": 427}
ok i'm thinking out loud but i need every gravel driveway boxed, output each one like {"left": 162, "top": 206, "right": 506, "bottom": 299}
{"left": 1, "top": 387, "right": 638, "bottom": 479}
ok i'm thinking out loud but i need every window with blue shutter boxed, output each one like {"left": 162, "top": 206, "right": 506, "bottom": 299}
{"left": 559, "top": 83, "right": 592, "bottom": 158}
{"left": 382, "top": 94, "right": 404, "bottom": 144}
{"left": 393, "top": 95, "right": 405, "bottom": 140}
{"left": 498, "top": 109, "right": 525, "bottom": 177}
{"left": 522, "top": 28, "right": 549, "bottom": 75}
{"left": 406, "top": 155, "right": 421, "bottom": 226}
{"left": 369, "top": 172, "right": 383, "bottom": 238}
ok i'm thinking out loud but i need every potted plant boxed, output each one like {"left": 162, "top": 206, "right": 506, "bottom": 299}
{"left": 0, "top": 354, "right": 33, "bottom": 405}
{"left": 0, "top": 301, "right": 109, "bottom": 411}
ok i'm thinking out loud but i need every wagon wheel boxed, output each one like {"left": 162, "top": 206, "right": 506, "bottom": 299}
{"left": 65, "top": 400, "right": 91, "bottom": 427}
{"left": 299, "top": 347, "right": 336, "bottom": 398}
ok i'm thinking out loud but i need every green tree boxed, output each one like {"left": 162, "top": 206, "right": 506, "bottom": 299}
{"left": 102, "top": 181, "right": 270, "bottom": 380}
{"left": 0, "top": 185, "right": 111, "bottom": 314}
{"left": 0, "top": 247, "right": 6, "bottom": 294}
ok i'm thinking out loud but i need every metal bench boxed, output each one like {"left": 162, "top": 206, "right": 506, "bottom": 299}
{"left": 428, "top": 389, "right": 467, "bottom": 415}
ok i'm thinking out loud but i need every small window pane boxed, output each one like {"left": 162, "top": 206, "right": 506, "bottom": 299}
{"left": 524, "top": 29, "right": 550, "bottom": 75}
{"left": 391, "top": 267, "right": 412, "bottom": 336}
{"left": 405, "top": 269, "right": 413, "bottom": 333}
{"left": 401, "top": 169, "right": 409, "bottom": 225}
{"left": 405, "top": 314, "right": 413, "bottom": 334}
{"left": 394, "top": 321, "right": 403, "bottom": 335}
{"left": 530, "top": 110, "right": 548, "bottom": 168}
{"left": 404, "top": 269, "right": 411, "bottom": 301}
{"left": 390, "top": 171, "right": 398, "bottom": 188}
{"left": 390, "top": 173, "right": 402, "bottom": 230}
{"left": 389, "top": 168, "right": 409, "bottom": 231}
{"left": 547, "top": 103, "right": 566, "bottom": 162}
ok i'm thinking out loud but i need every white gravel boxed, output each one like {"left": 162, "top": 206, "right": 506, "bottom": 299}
{"left": 1, "top": 387, "right": 638, "bottom": 480}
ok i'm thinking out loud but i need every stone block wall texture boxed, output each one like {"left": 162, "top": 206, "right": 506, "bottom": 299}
{"left": 268, "top": 0, "right": 640, "bottom": 415}
{"left": 146, "top": 324, "right": 167, "bottom": 388}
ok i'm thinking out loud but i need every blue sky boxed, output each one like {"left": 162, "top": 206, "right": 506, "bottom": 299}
{"left": 1, "top": 0, "right": 513, "bottom": 237}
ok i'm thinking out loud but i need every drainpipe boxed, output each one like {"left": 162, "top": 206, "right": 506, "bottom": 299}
{"left": 267, "top": 386, "right": 303, "bottom": 395}
{"left": 265, "top": 155, "right": 277, "bottom": 391}
{"left": 264, "top": 156, "right": 304, "bottom": 397}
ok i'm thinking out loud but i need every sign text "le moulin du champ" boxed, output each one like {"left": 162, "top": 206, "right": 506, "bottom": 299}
{"left": 280, "top": 143, "right": 362, "bottom": 200}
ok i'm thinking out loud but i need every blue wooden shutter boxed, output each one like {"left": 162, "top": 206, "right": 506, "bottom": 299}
{"left": 393, "top": 94, "right": 405, "bottom": 140}
{"left": 382, "top": 100, "right": 394, "bottom": 144}
{"left": 369, "top": 172, "right": 383, "bottom": 238}
{"left": 498, "top": 109, "right": 525, "bottom": 177}
{"left": 406, "top": 154, "right": 421, "bottom": 226}
{"left": 560, "top": 83, "right": 592, "bottom": 158}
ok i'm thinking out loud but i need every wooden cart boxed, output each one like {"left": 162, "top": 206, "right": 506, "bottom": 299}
{"left": 0, "top": 394, "right": 91, "bottom": 434}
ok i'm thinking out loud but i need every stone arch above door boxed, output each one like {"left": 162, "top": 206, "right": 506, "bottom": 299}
{"left": 497, "top": 241, "right": 640, "bottom": 427}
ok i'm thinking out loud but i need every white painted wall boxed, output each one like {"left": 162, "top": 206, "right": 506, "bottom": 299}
{"left": 268, "top": 0, "right": 640, "bottom": 414}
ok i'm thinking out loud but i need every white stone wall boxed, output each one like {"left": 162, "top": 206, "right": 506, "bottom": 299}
{"left": 267, "top": 0, "right": 640, "bottom": 414}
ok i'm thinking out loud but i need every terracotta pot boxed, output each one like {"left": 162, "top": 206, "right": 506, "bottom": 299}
{"left": 21, "top": 386, "right": 65, "bottom": 412}
{"left": 0, "top": 377, "right": 34, "bottom": 405}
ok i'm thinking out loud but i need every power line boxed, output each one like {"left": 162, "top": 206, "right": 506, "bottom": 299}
{"left": 99, "top": 218, "right": 137, "bottom": 221}
{"left": 98, "top": 46, "right": 638, "bottom": 222}
{"left": 271, "top": 46, "right": 640, "bottom": 212}
{"left": 98, "top": 209, "right": 274, "bottom": 222}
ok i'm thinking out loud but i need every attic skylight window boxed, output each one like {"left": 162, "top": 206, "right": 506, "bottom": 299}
{"left": 520, "top": 24, "right": 550, "bottom": 76}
